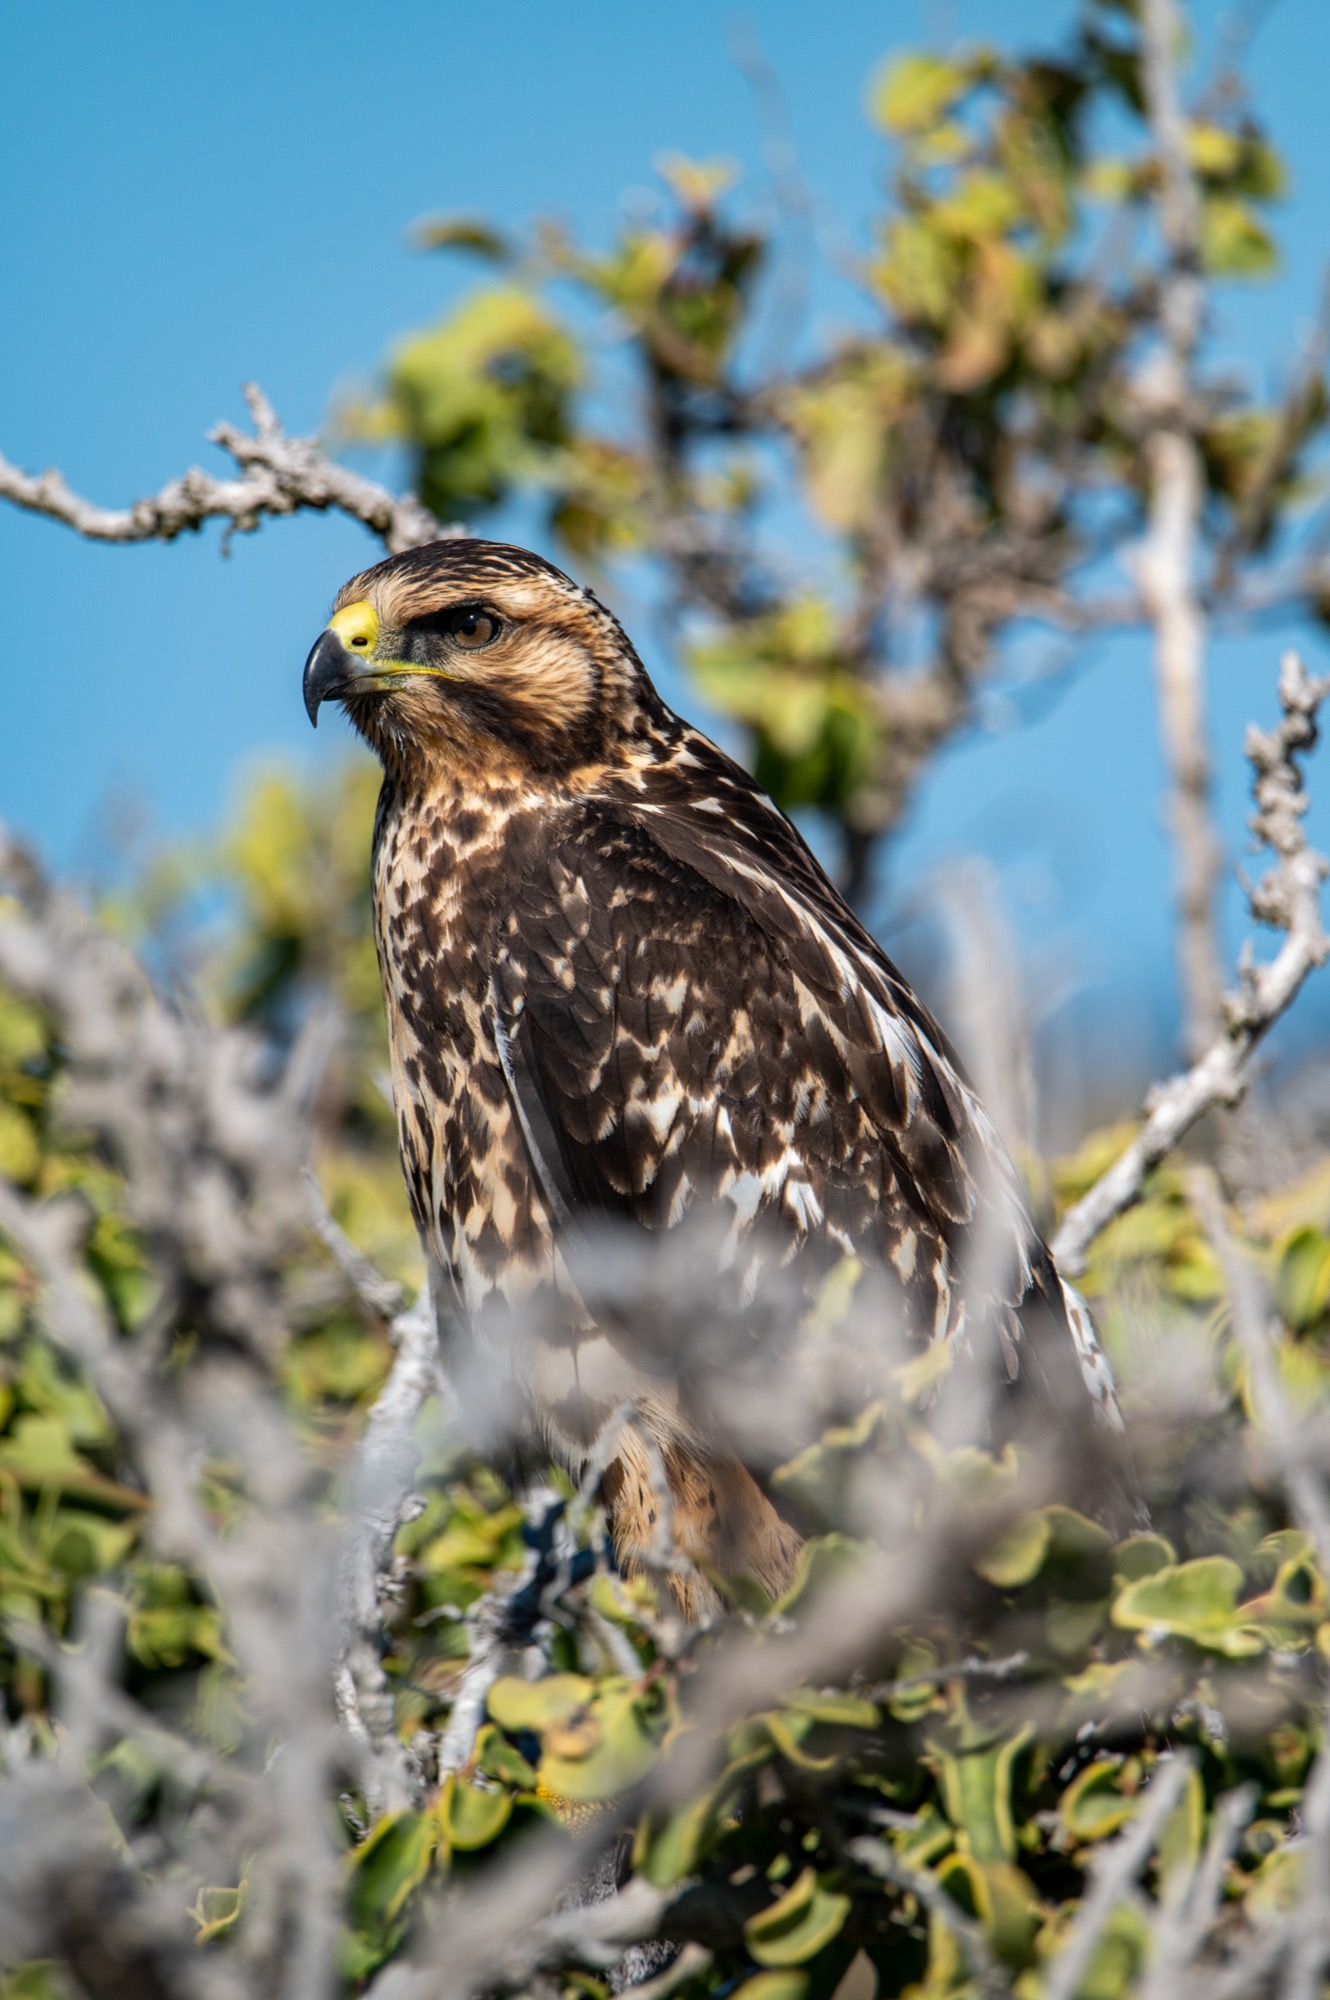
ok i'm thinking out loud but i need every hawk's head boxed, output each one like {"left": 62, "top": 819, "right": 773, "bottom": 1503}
{"left": 302, "top": 538, "right": 661, "bottom": 777}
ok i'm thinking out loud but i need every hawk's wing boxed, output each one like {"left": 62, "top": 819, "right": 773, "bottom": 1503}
{"left": 486, "top": 759, "right": 1123, "bottom": 1444}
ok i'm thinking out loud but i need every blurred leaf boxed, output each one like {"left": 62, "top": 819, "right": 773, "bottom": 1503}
{"left": 1201, "top": 196, "right": 1277, "bottom": 277}
{"left": 927, "top": 1709, "right": 1032, "bottom": 1862}
{"left": 1112, "top": 1557, "right": 1265, "bottom": 1657}
{"left": 488, "top": 1673, "right": 593, "bottom": 1734}
{"left": 345, "top": 1810, "right": 438, "bottom": 1934}
{"left": 935, "top": 1853, "right": 1042, "bottom": 1965}
{"left": 656, "top": 152, "right": 740, "bottom": 211}
{"left": 976, "top": 1512, "right": 1051, "bottom": 1588}
{"left": 1274, "top": 1226, "right": 1330, "bottom": 1333}
{"left": 1059, "top": 1757, "right": 1140, "bottom": 1842}
{"left": 413, "top": 214, "right": 514, "bottom": 260}
{"left": 191, "top": 1883, "right": 245, "bottom": 1945}
{"left": 871, "top": 53, "right": 974, "bottom": 135}
{"left": 436, "top": 1774, "right": 512, "bottom": 1851}
{"left": 743, "top": 1867, "right": 851, "bottom": 1968}
{"left": 472, "top": 1721, "right": 537, "bottom": 1789}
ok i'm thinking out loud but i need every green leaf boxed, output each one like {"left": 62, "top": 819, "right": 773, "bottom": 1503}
{"left": 771, "top": 1535, "right": 866, "bottom": 1616}
{"left": 730, "top": 1976, "right": 808, "bottom": 2000}
{"left": 1112, "top": 1556, "right": 1264, "bottom": 1656}
{"left": 1201, "top": 196, "right": 1277, "bottom": 277}
{"left": 472, "top": 1721, "right": 537, "bottom": 1789}
{"left": 45, "top": 1511, "right": 138, "bottom": 1583}
{"left": 413, "top": 214, "right": 514, "bottom": 260}
{"left": 345, "top": 1811, "right": 438, "bottom": 1934}
{"left": 0, "top": 1415, "right": 145, "bottom": 1511}
{"left": 1157, "top": 1764, "right": 1205, "bottom": 1888}
{"left": 1274, "top": 1227, "right": 1330, "bottom": 1332}
{"left": 192, "top": 1883, "right": 245, "bottom": 1945}
{"left": 871, "top": 53, "right": 971, "bottom": 135}
{"left": 936, "top": 1854, "right": 1042, "bottom": 1965}
{"left": 744, "top": 1868, "right": 851, "bottom": 1968}
{"left": 932, "top": 170, "right": 1024, "bottom": 241}
{"left": 928, "top": 1716, "right": 1032, "bottom": 1863}
{"left": 638, "top": 1773, "right": 741, "bottom": 1887}
{"left": 538, "top": 1681, "right": 663, "bottom": 1804}
{"left": 1113, "top": 1533, "right": 1176, "bottom": 1582}
{"left": 656, "top": 152, "right": 740, "bottom": 212}
{"left": 785, "top": 1690, "right": 879, "bottom": 1730}
{"left": 436, "top": 1775, "right": 512, "bottom": 1852}
{"left": 1059, "top": 1758, "right": 1139, "bottom": 1842}
{"left": 976, "top": 1511, "right": 1050, "bottom": 1588}
{"left": 761, "top": 1709, "right": 838, "bottom": 1774}
{"left": 0, "top": 1105, "right": 38, "bottom": 1185}
{"left": 487, "top": 1673, "right": 593, "bottom": 1734}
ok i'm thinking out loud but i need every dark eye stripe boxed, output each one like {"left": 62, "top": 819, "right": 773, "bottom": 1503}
{"left": 408, "top": 602, "right": 503, "bottom": 649}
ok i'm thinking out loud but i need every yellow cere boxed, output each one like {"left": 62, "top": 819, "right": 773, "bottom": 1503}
{"left": 329, "top": 600, "right": 381, "bottom": 654}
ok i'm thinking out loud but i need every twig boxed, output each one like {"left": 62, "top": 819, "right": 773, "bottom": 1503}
{"left": 0, "top": 383, "right": 452, "bottom": 557}
{"left": 1041, "top": 1754, "right": 1193, "bottom": 2000}
{"left": 862, "top": 1649, "right": 1030, "bottom": 1704}
{"left": 1053, "top": 652, "right": 1330, "bottom": 1274}
{"left": 303, "top": 1166, "right": 406, "bottom": 1320}
{"left": 1136, "top": 1780, "right": 1254, "bottom": 2000}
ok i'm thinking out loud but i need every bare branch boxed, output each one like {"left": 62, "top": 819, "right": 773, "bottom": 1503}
{"left": 1136, "top": 0, "right": 1225, "bottom": 1055}
{"left": 304, "top": 1165, "right": 406, "bottom": 1321}
{"left": 0, "top": 383, "right": 453, "bottom": 557}
{"left": 336, "top": 1280, "right": 448, "bottom": 1815}
{"left": 1053, "top": 652, "right": 1330, "bottom": 1273}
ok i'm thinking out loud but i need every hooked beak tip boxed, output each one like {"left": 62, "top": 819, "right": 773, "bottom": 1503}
{"left": 303, "top": 628, "right": 352, "bottom": 729}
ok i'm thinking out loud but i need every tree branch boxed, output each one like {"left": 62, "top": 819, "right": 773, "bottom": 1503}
{"left": 1136, "top": 0, "right": 1225, "bottom": 1056}
{"left": 336, "top": 1281, "right": 449, "bottom": 1816}
{"left": 0, "top": 383, "right": 453, "bottom": 556}
{"left": 1053, "top": 651, "right": 1330, "bottom": 1274}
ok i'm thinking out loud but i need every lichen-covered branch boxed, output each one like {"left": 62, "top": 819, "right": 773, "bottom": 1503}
{"left": 1054, "top": 652, "right": 1330, "bottom": 1273}
{"left": 335, "top": 1281, "right": 448, "bottom": 1816}
{"left": 0, "top": 384, "right": 452, "bottom": 556}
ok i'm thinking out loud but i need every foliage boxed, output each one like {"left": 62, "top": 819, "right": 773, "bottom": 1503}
{"left": 344, "top": 1, "right": 1328, "bottom": 895}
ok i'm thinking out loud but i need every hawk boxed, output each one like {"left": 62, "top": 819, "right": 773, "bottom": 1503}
{"left": 303, "top": 538, "right": 1132, "bottom": 1616}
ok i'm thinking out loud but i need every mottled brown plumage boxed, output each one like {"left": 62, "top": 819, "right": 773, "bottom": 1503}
{"left": 303, "top": 538, "right": 1132, "bottom": 1615}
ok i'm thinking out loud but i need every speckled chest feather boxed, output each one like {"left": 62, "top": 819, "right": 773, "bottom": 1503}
{"left": 372, "top": 774, "right": 552, "bottom": 1306}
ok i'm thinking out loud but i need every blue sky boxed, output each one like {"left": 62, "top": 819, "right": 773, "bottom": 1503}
{"left": 4, "top": 0, "right": 1330, "bottom": 1103}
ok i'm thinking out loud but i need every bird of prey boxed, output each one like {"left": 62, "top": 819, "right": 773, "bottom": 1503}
{"left": 303, "top": 538, "right": 1132, "bottom": 1616}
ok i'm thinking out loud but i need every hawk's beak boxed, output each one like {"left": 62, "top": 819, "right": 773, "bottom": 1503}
{"left": 303, "top": 628, "right": 357, "bottom": 728}
{"left": 304, "top": 600, "right": 383, "bottom": 727}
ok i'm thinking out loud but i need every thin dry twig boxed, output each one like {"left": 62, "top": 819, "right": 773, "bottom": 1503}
{"left": 0, "top": 383, "right": 452, "bottom": 557}
{"left": 1041, "top": 1755, "right": 1193, "bottom": 2000}
{"left": 1054, "top": 651, "right": 1330, "bottom": 1273}
{"left": 304, "top": 1166, "right": 406, "bottom": 1321}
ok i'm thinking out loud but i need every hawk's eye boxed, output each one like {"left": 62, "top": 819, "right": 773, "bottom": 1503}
{"left": 441, "top": 604, "right": 502, "bottom": 650}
